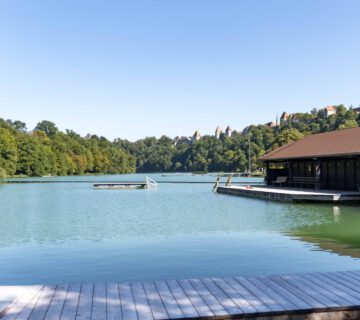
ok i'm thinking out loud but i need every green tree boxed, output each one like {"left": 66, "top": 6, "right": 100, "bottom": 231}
{"left": 338, "top": 120, "right": 358, "bottom": 130}
{"left": 35, "top": 120, "right": 58, "bottom": 137}
{"left": 0, "top": 128, "right": 18, "bottom": 176}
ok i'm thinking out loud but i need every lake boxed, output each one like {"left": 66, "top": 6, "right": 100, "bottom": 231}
{"left": 0, "top": 173, "right": 360, "bottom": 285}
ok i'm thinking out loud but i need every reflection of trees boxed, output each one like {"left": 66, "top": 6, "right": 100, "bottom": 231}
{"left": 288, "top": 207, "right": 360, "bottom": 259}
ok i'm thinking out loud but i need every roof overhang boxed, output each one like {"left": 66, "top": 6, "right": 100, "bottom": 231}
{"left": 261, "top": 152, "right": 360, "bottom": 162}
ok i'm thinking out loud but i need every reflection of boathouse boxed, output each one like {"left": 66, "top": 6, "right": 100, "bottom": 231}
{"left": 261, "top": 127, "right": 360, "bottom": 192}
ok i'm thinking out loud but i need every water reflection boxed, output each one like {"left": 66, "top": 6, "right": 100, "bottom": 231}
{"left": 288, "top": 205, "right": 360, "bottom": 258}
{"left": 1, "top": 175, "right": 360, "bottom": 284}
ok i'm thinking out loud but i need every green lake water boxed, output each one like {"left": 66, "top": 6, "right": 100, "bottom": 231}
{"left": 0, "top": 173, "right": 360, "bottom": 285}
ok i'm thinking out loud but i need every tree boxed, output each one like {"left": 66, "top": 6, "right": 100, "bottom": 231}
{"left": 338, "top": 120, "right": 358, "bottom": 130}
{"left": 35, "top": 120, "right": 58, "bottom": 137}
{"left": 276, "top": 128, "right": 304, "bottom": 146}
{"left": 6, "top": 120, "right": 27, "bottom": 131}
{"left": 0, "top": 128, "right": 18, "bottom": 176}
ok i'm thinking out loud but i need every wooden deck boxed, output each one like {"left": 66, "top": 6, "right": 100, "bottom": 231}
{"left": 2, "top": 270, "right": 360, "bottom": 319}
{"left": 217, "top": 185, "right": 360, "bottom": 203}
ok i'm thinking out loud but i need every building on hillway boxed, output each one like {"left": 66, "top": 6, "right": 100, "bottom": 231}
{"left": 173, "top": 136, "right": 191, "bottom": 146}
{"left": 231, "top": 130, "right": 241, "bottom": 137}
{"left": 353, "top": 107, "right": 360, "bottom": 114}
{"left": 325, "top": 105, "right": 336, "bottom": 117}
{"left": 215, "top": 126, "right": 222, "bottom": 139}
{"left": 192, "top": 130, "right": 201, "bottom": 142}
{"left": 290, "top": 114, "right": 300, "bottom": 123}
{"left": 280, "top": 112, "right": 290, "bottom": 124}
{"left": 266, "top": 121, "right": 278, "bottom": 128}
{"left": 225, "top": 126, "right": 233, "bottom": 137}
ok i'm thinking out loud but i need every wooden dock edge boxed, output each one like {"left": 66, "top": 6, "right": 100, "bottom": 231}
{"left": 241, "top": 309, "right": 360, "bottom": 320}
{"left": 217, "top": 186, "right": 293, "bottom": 202}
{"left": 216, "top": 186, "right": 360, "bottom": 203}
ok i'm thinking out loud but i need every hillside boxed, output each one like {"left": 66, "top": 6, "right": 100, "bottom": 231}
{"left": 1, "top": 105, "right": 359, "bottom": 177}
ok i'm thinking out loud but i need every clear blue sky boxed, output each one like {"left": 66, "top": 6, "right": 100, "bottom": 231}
{"left": 1, "top": 1, "right": 359, "bottom": 141}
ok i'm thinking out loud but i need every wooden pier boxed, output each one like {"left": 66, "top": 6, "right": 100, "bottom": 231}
{"left": 94, "top": 177, "right": 158, "bottom": 190}
{"left": 93, "top": 182, "right": 148, "bottom": 189}
{"left": 2, "top": 270, "right": 360, "bottom": 319}
{"left": 217, "top": 185, "right": 360, "bottom": 203}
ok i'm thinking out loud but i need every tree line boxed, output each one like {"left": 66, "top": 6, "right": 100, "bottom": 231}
{"left": 1, "top": 105, "right": 359, "bottom": 177}
{"left": 116, "top": 105, "right": 360, "bottom": 173}
{"left": 0, "top": 119, "right": 136, "bottom": 178}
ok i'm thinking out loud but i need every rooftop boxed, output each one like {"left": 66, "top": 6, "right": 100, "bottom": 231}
{"left": 326, "top": 105, "right": 336, "bottom": 111}
{"left": 260, "top": 127, "right": 360, "bottom": 161}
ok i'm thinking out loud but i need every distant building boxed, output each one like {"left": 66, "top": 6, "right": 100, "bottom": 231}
{"left": 353, "top": 107, "right": 360, "bottom": 114}
{"left": 325, "top": 105, "right": 336, "bottom": 117}
{"left": 290, "top": 114, "right": 300, "bottom": 123}
{"left": 266, "top": 121, "right": 278, "bottom": 128}
{"left": 215, "top": 126, "right": 222, "bottom": 139}
{"left": 225, "top": 126, "right": 233, "bottom": 137}
{"left": 192, "top": 130, "right": 201, "bottom": 142}
{"left": 280, "top": 112, "right": 290, "bottom": 123}
{"left": 173, "top": 136, "right": 191, "bottom": 146}
{"left": 231, "top": 130, "right": 241, "bottom": 137}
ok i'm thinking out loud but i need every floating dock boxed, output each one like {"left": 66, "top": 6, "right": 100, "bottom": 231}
{"left": 93, "top": 182, "right": 147, "bottom": 189}
{"left": 2, "top": 270, "right": 360, "bottom": 319}
{"left": 94, "top": 177, "right": 158, "bottom": 190}
{"left": 217, "top": 185, "right": 360, "bottom": 203}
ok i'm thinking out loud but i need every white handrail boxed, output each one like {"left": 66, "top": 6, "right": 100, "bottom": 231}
{"left": 146, "top": 177, "right": 158, "bottom": 189}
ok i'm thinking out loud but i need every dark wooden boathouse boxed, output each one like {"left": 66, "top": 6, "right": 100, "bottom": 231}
{"left": 260, "top": 127, "right": 360, "bottom": 192}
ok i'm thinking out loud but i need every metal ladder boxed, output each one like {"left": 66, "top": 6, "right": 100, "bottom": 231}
{"left": 146, "top": 177, "right": 158, "bottom": 189}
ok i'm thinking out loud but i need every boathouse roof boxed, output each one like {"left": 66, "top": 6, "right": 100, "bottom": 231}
{"left": 260, "top": 127, "right": 360, "bottom": 161}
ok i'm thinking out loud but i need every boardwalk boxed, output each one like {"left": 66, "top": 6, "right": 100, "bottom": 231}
{"left": 2, "top": 270, "right": 360, "bottom": 319}
{"left": 217, "top": 185, "right": 360, "bottom": 203}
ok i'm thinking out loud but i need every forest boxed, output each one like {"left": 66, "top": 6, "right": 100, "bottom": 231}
{"left": 0, "top": 119, "right": 136, "bottom": 178}
{"left": 1, "top": 105, "right": 359, "bottom": 177}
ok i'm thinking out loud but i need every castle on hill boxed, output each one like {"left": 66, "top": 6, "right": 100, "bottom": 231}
{"left": 190, "top": 125, "right": 241, "bottom": 142}
{"left": 181, "top": 104, "right": 360, "bottom": 144}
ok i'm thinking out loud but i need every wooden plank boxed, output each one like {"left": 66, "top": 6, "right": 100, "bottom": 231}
{"left": 76, "top": 283, "right": 93, "bottom": 320}
{"left": 332, "top": 271, "right": 360, "bottom": 294}
{"left": 142, "top": 281, "right": 169, "bottom": 320}
{"left": 166, "top": 280, "right": 198, "bottom": 318}
{"left": 130, "top": 282, "right": 153, "bottom": 320}
{"left": 346, "top": 271, "right": 360, "bottom": 290}
{"left": 235, "top": 276, "right": 284, "bottom": 312}
{"left": 249, "top": 276, "right": 298, "bottom": 310}
{"left": 91, "top": 283, "right": 106, "bottom": 320}
{"left": 320, "top": 272, "right": 360, "bottom": 300}
{"left": 119, "top": 282, "right": 138, "bottom": 320}
{"left": 211, "top": 278, "right": 256, "bottom": 314}
{"left": 256, "top": 275, "right": 311, "bottom": 310}
{"left": 304, "top": 273, "right": 359, "bottom": 306}
{"left": 16, "top": 287, "right": 44, "bottom": 320}
{"left": 106, "top": 283, "right": 122, "bottom": 320}
{"left": 45, "top": 284, "right": 69, "bottom": 320}
{"left": 154, "top": 281, "right": 183, "bottom": 319}
{"left": 28, "top": 285, "right": 56, "bottom": 320}
{"left": 298, "top": 273, "right": 355, "bottom": 307}
{"left": 269, "top": 275, "right": 325, "bottom": 309}
{"left": 178, "top": 279, "right": 213, "bottom": 317}
{"left": 2, "top": 286, "right": 43, "bottom": 320}
{"left": 280, "top": 274, "right": 339, "bottom": 308}
{"left": 61, "top": 283, "right": 81, "bottom": 320}
{"left": 201, "top": 278, "right": 241, "bottom": 315}
{"left": 223, "top": 277, "right": 270, "bottom": 313}
{"left": 349, "top": 270, "right": 360, "bottom": 279}
{"left": 189, "top": 279, "right": 228, "bottom": 316}
{"left": 0, "top": 286, "right": 23, "bottom": 316}
{"left": 337, "top": 271, "right": 360, "bottom": 294}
